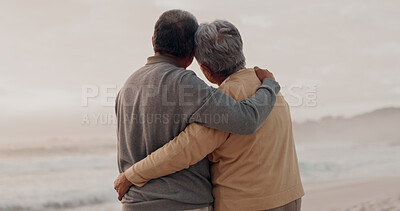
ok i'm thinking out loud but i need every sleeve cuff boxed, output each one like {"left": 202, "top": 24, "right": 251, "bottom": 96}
{"left": 124, "top": 166, "right": 148, "bottom": 187}
{"left": 261, "top": 78, "right": 280, "bottom": 94}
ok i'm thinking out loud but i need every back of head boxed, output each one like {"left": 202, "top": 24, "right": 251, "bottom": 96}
{"left": 195, "top": 20, "right": 246, "bottom": 77}
{"left": 153, "top": 9, "right": 199, "bottom": 58}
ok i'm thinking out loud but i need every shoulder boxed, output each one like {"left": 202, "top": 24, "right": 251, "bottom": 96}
{"left": 218, "top": 81, "right": 245, "bottom": 100}
{"left": 218, "top": 72, "right": 261, "bottom": 101}
{"left": 179, "top": 69, "right": 210, "bottom": 87}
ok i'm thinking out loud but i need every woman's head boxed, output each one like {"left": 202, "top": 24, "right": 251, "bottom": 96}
{"left": 195, "top": 20, "right": 246, "bottom": 78}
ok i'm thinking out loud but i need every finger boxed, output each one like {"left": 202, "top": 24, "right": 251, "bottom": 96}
{"left": 118, "top": 190, "right": 124, "bottom": 201}
{"left": 254, "top": 66, "right": 270, "bottom": 72}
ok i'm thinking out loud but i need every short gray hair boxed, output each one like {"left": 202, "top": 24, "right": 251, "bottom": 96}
{"left": 195, "top": 20, "right": 246, "bottom": 77}
{"left": 153, "top": 10, "right": 198, "bottom": 58}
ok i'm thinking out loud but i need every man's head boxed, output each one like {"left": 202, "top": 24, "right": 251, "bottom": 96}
{"left": 153, "top": 10, "right": 198, "bottom": 61}
{"left": 195, "top": 20, "right": 246, "bottom": 84}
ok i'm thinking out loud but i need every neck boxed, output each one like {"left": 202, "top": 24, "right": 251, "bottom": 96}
{"left": 216, "top": 76, "right": 228, "bottom": 86}
{"left": 154, "top": 52, "right": 189, "bottom": 69}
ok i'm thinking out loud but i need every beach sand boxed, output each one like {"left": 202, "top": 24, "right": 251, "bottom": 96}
{"left": 60, "top": 177, "right": 400, "bottom": 211}
{"left": 302, "top": 177, "right": 400, "bottom": 211}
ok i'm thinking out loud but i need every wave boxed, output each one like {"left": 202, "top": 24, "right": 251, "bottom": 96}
{"left": 0, "top": 196, "right": 118, "bottom": 211}
{"left": 0, "top": 196, "right": 109, "bottom": 211}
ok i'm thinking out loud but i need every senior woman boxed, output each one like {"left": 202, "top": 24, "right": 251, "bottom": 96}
{"left": 115, "top": 20, "right": 304, "bottom": 211}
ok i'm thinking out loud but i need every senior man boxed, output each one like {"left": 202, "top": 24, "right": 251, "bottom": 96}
{"left": 115, "top": 10, "right": 280, "bottom": 211}
{"left": 115, "top": 20, "right": 304, "bottom": 211}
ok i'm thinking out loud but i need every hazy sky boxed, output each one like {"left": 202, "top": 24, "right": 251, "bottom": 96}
{"left": 1, "top": 0, "right": 399, "bottom": 141}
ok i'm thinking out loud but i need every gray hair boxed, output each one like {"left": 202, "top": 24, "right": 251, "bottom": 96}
{"left": 153, "top": 10, "right": 199, "bottom": 58}
{"left": 195, "top": 20, "right": 246, "bottom": 77}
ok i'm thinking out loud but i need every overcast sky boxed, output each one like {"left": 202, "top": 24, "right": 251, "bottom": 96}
{"left": 1, "top": 0, "right": 399, "bottom": 141}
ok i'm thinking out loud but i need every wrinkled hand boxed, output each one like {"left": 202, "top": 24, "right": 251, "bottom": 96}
{"left": 114, "top": 172, "right": 133, "bottom": 201}
{"left": 254, "top": 66, "right": 276, "bottom": 82}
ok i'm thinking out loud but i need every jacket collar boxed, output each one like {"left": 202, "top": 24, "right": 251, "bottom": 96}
{"left": 146, "top": 55, "right": 181, "bottom": 67}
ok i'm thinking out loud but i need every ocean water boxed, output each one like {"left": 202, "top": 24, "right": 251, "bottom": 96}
{"left": 1, "top": 140, "right": 399, "bottom": 211}
{"left": 0, "top": 139, "right": 121, "bottom": 211}
{"left": 296, "top": 142, "right": 400, "bottom": 182}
